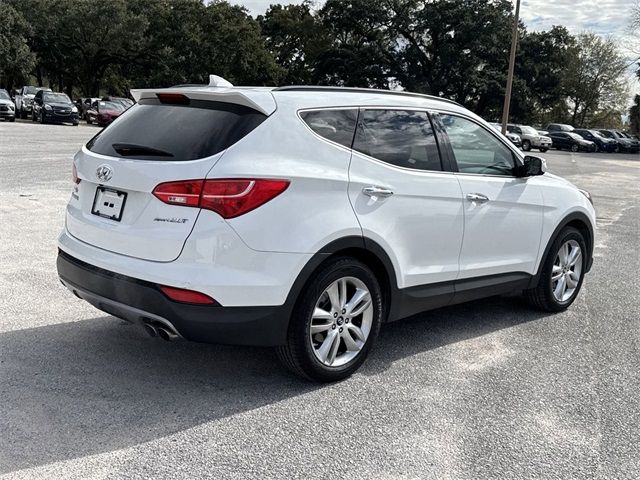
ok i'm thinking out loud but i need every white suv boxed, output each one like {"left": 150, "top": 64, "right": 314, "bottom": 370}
{"left": 57, "top": 80, "right": 595, "bottom": 382}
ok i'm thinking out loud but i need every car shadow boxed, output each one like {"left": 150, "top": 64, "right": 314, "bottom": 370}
{"left": 0, "top": 295, "right": 551, "bottom": 474}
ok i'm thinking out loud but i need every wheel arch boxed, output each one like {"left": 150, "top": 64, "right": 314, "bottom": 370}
{"left": 281, "top": 236, "right": 399, "bottom": 329}
{"left": 530, "top": 211, "right": 594, "bottom": 288}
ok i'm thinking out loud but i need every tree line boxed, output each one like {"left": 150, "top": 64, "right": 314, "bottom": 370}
{"left": 1, "top": 0, "right": 636, "bottom": 129}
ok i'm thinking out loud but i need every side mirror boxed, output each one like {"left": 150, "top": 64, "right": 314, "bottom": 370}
{"left": 517, "top": 155, "right": 546, "bottom": 177}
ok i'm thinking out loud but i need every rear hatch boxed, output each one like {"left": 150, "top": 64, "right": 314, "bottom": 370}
{"left": 66, "top": 89, "right": 275, "bottom": 262}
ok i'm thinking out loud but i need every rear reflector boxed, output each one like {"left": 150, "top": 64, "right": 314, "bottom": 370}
{"left": 159, "top": 286, "right": 218, "bottom": 305}
{"left": 152, "top": 178, "right": 289, "bottom": 219}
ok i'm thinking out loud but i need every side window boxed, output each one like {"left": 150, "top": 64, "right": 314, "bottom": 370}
{"left": 440, "top": 115, "right": 516, "bottom": 176}
{"left": 300, "top": 109, "right": 357, "bottom": 148}
{"left": 353, "top": 109, "right": 442, "bottom": 171}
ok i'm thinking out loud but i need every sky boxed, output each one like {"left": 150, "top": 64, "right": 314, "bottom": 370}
{"left": 230, "top": 0, "right": 639, "bottom": 104}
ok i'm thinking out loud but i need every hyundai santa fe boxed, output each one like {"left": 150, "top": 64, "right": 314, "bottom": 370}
{"left": 57, "top": 78, "right": 595, "bottom": 382}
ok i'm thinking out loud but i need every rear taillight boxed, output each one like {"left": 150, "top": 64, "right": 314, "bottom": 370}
{"left": 159, "top": 286, "right": 218, "bottom": 305}
{"left": 152, "top": 178, "right": 289, "bottom": 219}
{"left": 72, "top": 163, "right": 80, "bottom": 184}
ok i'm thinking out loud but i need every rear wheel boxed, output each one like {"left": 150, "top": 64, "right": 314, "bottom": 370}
{"left": 525, "top": 227, "right": 587, "bottom": 312}
{"left": 571, "top": 144, "right": 579, "bottom": 152}
{"left": 277, "top": 257, "right": 383, "bottom": 382}
{"left": 522, "top": 140, "right": 532, "bottom": 151}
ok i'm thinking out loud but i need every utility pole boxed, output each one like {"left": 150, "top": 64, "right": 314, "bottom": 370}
{"left": 501, "top": 0, "right": 521, "bottom": 135}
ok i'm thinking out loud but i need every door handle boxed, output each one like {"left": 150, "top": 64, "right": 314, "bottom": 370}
{"left": 363, "top": 186, "right": 394, "bottom": 198}
{"left": 466, "top": 193, "right": 489, "bottom": 204}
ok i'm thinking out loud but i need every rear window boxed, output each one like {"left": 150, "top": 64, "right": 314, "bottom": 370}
{"left": 87, "top": 99, "right": 267, "bottom": 161}
{"left": 300, "top": 109, "right": 357, "bottom": 148}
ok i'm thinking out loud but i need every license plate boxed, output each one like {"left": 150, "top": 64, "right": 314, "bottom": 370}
{"left": 92, "top": 187, "right": 127, "bottom": 221}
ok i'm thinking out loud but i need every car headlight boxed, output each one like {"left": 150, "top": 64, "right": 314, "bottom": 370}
{"left": 44, "top": 104, "right": 52, "bottom": 111}
{"left": 71, "top": 106, "right": 78, "bottom": 113}
{"left": 8, "top": 104, "right": 14, "bottom": 110}
{"left": 578, "top": 189, "right": 593, "bottom": 205}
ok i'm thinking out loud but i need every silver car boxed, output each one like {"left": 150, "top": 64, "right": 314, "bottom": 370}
{"left": 507, "top": 124, "right": 552, "bottom": 152}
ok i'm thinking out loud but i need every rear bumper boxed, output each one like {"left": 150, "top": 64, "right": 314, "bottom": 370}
{"left": 57, "top": 250, "right": 290, "bottom": 346}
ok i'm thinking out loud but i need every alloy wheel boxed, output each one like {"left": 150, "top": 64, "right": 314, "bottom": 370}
{"left": 309, "top": 276, "right": 373, "bottom": 367}
{"left": 551, "top": 240, "right": 582, "bottom": 303}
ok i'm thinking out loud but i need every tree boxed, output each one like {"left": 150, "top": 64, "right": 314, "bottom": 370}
{"left": 0, "top": 2, "right": 35, "bottom": 91}
{"left": 564, "top": 33, "right": 628, "bottom": 127}
{"left": 259, "top": 2, "right": 329, "bottom": 85}
{"left": 515, "top": 26, "right": 576, "bottom": 124}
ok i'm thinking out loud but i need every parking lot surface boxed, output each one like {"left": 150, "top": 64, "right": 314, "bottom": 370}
{"left": 1, "top": 120, "right": 639, "bottom": 479}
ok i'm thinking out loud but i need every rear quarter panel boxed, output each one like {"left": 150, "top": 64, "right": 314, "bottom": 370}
{"left": 209, "top": 99, "right": 362, "bottom": 254}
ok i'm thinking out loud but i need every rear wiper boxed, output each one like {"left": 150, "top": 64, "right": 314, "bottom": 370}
{"left": 112, "top": 143, "right": 174, "bottom": 157}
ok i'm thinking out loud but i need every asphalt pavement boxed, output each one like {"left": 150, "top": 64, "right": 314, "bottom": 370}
{"left": 1, "top": 119, "right": 639, "bottom": 479}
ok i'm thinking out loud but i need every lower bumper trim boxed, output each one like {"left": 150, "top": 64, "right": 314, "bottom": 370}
{"left": 57, "top": 249, "right": 290, "bottom": 346}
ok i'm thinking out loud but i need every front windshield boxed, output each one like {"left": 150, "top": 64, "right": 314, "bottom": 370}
{"left": 567, "top": 133, "right": 583, "bottom": 141}
{"left": 44, "top": 93, "right": 71, "bottom": 103}
{"left": 0, "top": 90, "right": 10, "bottom": 100}
{"left": 599, "top": 130, "right": 614, "bottom": 139}
{"left": 99, "top": 101, "right": 125, "bottom": 112}
{"left": 24, "top": 87, "right": 38, "bottom": 95}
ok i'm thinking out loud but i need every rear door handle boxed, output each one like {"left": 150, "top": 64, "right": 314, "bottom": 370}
{"left": 466, "top": 193, "right": 489, "bottom": 204}
{"left": 363, "top": 186, "right": 394, "bottom": 198}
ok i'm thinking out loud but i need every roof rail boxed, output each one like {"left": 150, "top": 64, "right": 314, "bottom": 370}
{"left": 272, "top": 86, "right": 460, "bottom": 106}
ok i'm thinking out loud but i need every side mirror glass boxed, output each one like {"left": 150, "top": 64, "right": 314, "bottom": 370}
{"left": 518, "top": 155, "right": 546, "bottom": 177}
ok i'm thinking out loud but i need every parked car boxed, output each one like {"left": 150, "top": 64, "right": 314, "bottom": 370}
{"left": 573, "top": 129, "right": 618, "bottom": 153}
{"left": 32, "top": 90, "right": 79, "bottom": 125}
{"left": 597, "top": 129, "right": 640, "bottom": 153}
{"left": 14, "top": 86, "right": 51, "bottom": 119}
{"left": 78, "top": 97, "right": 100, "bottom": 120}
{"left": 0, "top": 89, "right": 16, "bottom": 122}
{"left": 86, "top": 100, "right": 126, "bottom": 126}
{"left": 57, "top": 82, "right": 595, "bottom": 382}
{"left": 105, "top": 96, "right": 134, "bottom": 110}
{"left": 506, "top": 124, "right": 552, "bottom": 152}
{"left": 489, "top": 122, "right": 521, "bottom": 147}
{"left": 545, "top": 123, "right": 574, "bottom": 133}
{"left": 548, "top": 132, "right": 596, "bottom": 152}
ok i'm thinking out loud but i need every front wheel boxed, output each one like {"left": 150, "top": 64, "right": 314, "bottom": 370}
{"left": 525, "top": 227, "right": 587, "bottom": 312}
{"left": 522, "top": 140, "right": 532, "bottom": 151}
{"left": 571, "top": 144, "right": 579, "bottom": 152}
{"left": 539, "top": 147, "right": 548, "bottom": 153}
{"left": 277, "top": 257, "right": 383, "bottom": 382}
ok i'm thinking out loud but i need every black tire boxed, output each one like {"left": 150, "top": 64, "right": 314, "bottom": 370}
{"left": 31, "top": 110, "right": 37, "bottom": 122}
{"left": 539, "top": 147, "right": 548, "bottom": 153}
{"left": 87, "top": 117, "right": 92, "bottom": 124}
{"left": 9, "top": 117, "right": 15, "bottom": 122}
{"left": 571, "top": 144, "right": 579, "bottom": 153}
{"left": 20, "top": 108, "right": 27, "bottom": 119}
{"left": 39, "top": 110, "right": 46, "bottom": 124}
{"left": 614, "top": 144, "right": 620, "bottom": 153}
{"left": 524, "top": 226, "right": 587, "bottom": 312}
{"left": 522, "top": 140, "right": 532, "bottom": 151}
{"left": 276, "top": 257, "right": 383, "bottom": 382}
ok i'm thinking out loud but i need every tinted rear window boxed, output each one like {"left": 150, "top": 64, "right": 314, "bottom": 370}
{"left": 300, "top": 109, "right": 357, "bottom": 148}
{"left": 87, "top": 99, "right": 267, "bottom": 161}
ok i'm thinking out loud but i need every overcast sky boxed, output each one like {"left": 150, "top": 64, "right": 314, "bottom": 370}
{"left": 230, "top": 0, "right": 639, "bottom": 103}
